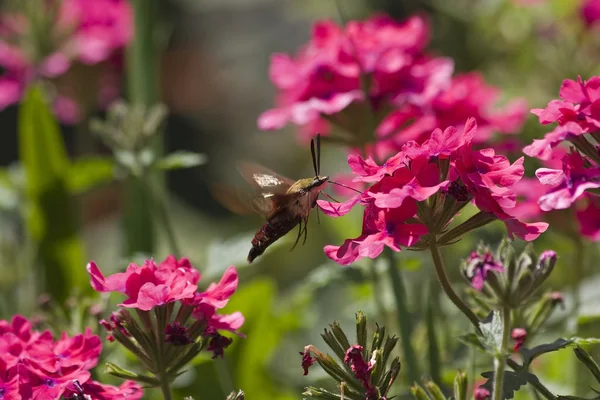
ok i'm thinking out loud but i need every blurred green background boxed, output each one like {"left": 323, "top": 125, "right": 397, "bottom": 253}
{"left": 0, "top": 0, "right": 600, "bottom": 399}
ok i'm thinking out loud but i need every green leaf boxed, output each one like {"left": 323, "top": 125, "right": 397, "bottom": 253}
{"left": 155, "top": 151, "right": 207, "bottom": 170}
{"left": 480, "top": 310, "right": 504, "bottom": 353}
{"left": 458, "top": 332, "right": 486, "bottom": 352}
{"left": 480, "top": 370, "right": 539, "bottom": 399}
{"left": 520, "top": 338, "right": 573, "bottom": 367}
{"left": 18, "top": 85, "right": 87, "bottom": 302}
{"left": 571, "top": 337, "right": 600, "bottom": 346}
{"left": 66, "top": 157, "right": 115, "bottom": 194}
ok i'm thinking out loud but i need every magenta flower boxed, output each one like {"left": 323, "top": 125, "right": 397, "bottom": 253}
{"left": 536, "top": 152, "right": 600, "bottom": 211}
{"left": 531, "top": 76, "right": 600, "bottom": 132}
{"left": 299, "top": 347, "right": 316, "bottom": 376}
{"left": 0, "top": 359, "right": 19, "bottom": 400}
{"left": 0, "top": 314, "right": 143, "bottom": 400}
{"left": 26, "top": 328, "right": 101, "bottom": 373}
{"left": 258, "top": 14, "right": 453, "bottom": 135}
{"left": 366, "top": 156, "right": 448, "bottom": 208}
{"left": 87, "top": 257, "right": 199, "bottom": 311}
{"left": 0, "top": 0, "right": 132, "bottom": 122}
{"left": 577, "top": 196, "right": 600, "bottom": 241}
{"left": 65, "top": 379, "right": 143, "bottom": 400}
{"left": 379, "top": 72, "right": 526, "bottom": 145}
{"left": 324, "top": 201, "right": 428, "bottom": 265}
{"left": 581, "top": 0, "right": 600, "bottom": 27}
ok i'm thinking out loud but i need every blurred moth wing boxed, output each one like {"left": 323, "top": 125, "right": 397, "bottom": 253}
{"left": 212, "top": 162, "right": 296, "bottom": 221}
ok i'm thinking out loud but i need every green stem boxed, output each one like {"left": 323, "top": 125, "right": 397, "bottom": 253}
{"left": 125, "top": 0, "right": 161, "bottom": 255}
{"left": 429, "top": 240, "right": 482, "bottom": 334}
{"left": 369, "top": 259, "right": 387, "bottom": 320}
{"left": 145, "top": 178, "right": 180, "bottom": 256}
{"left": 159, "top": 376, "right": 173, "bottom": 400}
{"left": 492, "top": 306, "right": 511, "bottom": 400}
{"left": 155, "top": 306, "right": 173, "bottom": 400}
{"left": 385, "top": 248, "right": 420, "bottom": 383}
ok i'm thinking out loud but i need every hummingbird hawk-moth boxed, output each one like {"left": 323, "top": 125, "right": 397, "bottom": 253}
{"left": 214, "top": 134, "right": 351, "bottom": 263}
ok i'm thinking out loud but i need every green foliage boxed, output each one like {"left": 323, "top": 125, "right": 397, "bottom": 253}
{"left": 66, "top": 157, "right": 115, "bottom": 194}
{"left": 480, "top": 370, "right": 539, "bottom": 400}
{"left": 155, "top": 151, "right": 207, "bottom": 171}
{"left": 18, "top": 84, "right": 87, "bottom": 302}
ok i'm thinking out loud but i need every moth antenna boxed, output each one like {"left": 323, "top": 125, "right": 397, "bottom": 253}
{"left": 310, "top": 136, "right": 318, "bottom": 177}
{"left": 316, "top": 133, "right": 321, "bottom": 175}
{"left": 328, "top": 180, "right": 363, "bottom": 194}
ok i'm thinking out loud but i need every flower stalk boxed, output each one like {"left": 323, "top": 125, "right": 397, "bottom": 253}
{"left": 429, "top": 239, "right": 482, "bottom": 334}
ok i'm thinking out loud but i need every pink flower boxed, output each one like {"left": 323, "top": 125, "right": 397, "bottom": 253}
{"left": 324, "top": 201, "right": 428, "bottom": 265}
{"left": 258, "top": 14, "right": 453, "bottom": 136}
{"left": 366, "top": 156, "right": 448, "bottom": 208}
{"left": 536, "top": 152, "right": 600, "bottom": 211}
{"left": 87, "top": 257, "right": 199, "bottom": 311}
{"left": 0, "top": 360, "right": 19, "bottom": 400}
{"left": 59, "top": 0, "right": 133, "bottom": 64}
{"left": 581, "top": 0, "right": 600, "bottom": 26}
{"left": 523, "top": 121, "right": 585, "bottom": 161}
{"left": 66, "top": 379, "right": 143, "bottom": 400}
{"left": 531, "top": 76, "right": 600, "bottom": 132}
{"left": 26, "top": 328, "right": 101, "bottom": 373}
{"left": 193, "top": 266, "right": 237, "bottom": 309}
{"left": 380, "top": 73, "right": 526, "bottom": 146}
{"left": 18, "top": 360, "right": 91, "bottom": 400}
{"left": 0, "top": 0, "right": 132, "bottom": 122}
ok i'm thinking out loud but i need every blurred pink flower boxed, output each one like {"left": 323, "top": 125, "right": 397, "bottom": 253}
{"left": 258, "top": 14, "right": 453, "bottom": 136}
{"left": 0, "top": 0, "right": 132, "bottom": 122}
{"left": 577, "top": 196, "right": 600, "bottom": 241}
{"left": 581, "top": 0, "right": 600, "bottom": 26}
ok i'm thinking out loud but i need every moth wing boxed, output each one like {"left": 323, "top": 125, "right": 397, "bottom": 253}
{"left": 212, "top": 183, "right": 288, "bottom": 220}
{"left": 237, "top": 161, "right": 294, "bottom": 195}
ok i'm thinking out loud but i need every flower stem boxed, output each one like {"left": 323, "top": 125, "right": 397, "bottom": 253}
{"left": 145, "top": 178, "right": 181, "bottom": 256}
{"left": 159, "top": 375, "right": 173, "bottom": 400}
{"left": 125, "top": 0, "right": 160, "bottom": 255}
{"left": 428, "top": 240, "right": 482, "bottom": 334}
{"left": 385, "top": 248, "right": 420, "bottom": 383}
{"left": 492, "top": 306, "right": 511, "bottom": 400}
{"left": 369, "top": 259, "right": 386, "bottom": 320}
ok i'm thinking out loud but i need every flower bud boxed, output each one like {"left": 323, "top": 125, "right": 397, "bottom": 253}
{"left": 511, "top": 328, "right": 527, "bottom": 352}
{"left": 474, "top": 386, "right": 490, "bottom": 400}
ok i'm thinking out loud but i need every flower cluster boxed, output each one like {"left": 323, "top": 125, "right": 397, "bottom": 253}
{"left": 524, "top": 76, "right": 600, "bottom": 242}
{"left": 0, "top": 0, "right": 132, "bottom": 122}
{"left": 319, "top": 118, "right": 548, "bottom": 265}
{"left": 0, "top": 315, "right": 142, "bottom": 399}
{"left": 301, "top": 312, "right": 400, "bottom": 400}
{"left": 258, "top": 14, "right": 525, "bottom": 154}
{"left": 88, "top": 256, "right": 244, "bottom": 360}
